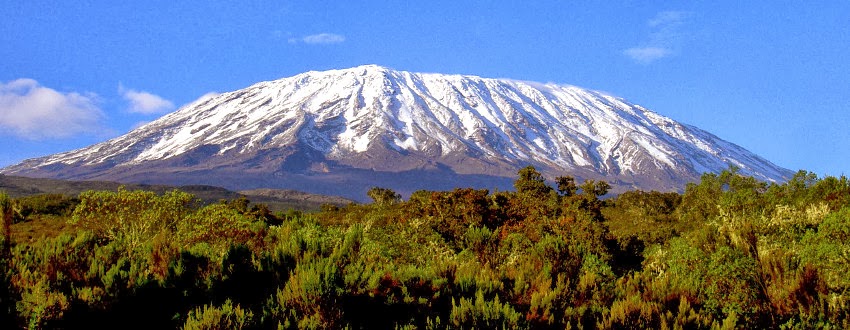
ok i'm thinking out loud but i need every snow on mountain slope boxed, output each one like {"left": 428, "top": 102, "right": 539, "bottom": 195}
{"left": 1, "top": 65, "right": 792, "bottom": 198}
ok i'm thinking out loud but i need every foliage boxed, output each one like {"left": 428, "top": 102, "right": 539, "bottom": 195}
{"left": 514, "top": 165, "right": 552, "bottom": 198}
{"left": 0, "top": 192, "right": 15, "bottom": 328}
{"left": 15, "top": 194, "right": 78, "bottom": 221}
{"left": 71, "top": 188, "right": 196, "bottom": 251}
{"left": 367, "top": 187, "right": 401, "bottom": 206}
{"left": 2, "top": 167, "right": 850, "bottom": 328}
{"left": 183, "top": 299, "right": 254, "bottom": 330}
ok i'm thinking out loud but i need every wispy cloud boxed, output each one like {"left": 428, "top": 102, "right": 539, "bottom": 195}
{"left": 648, "top": 10, "right": 688, "bottom": 28}
{"left": 624, "top": 47, "right": 672, "bottom": 64}
{"left": 119, "top": 84, "right": 175, "bottom": 114}
{"left": 288, "top": 33, "right": 346, "bottom": 45}
{"left": 0, "top": 79, "right": 105, "bottom": 139}
{"left": 624, "top": 11, "right": 690, "bottom": 64}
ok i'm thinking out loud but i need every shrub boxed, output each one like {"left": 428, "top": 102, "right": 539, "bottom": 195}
{"left": 72, "top": 188, "right": 195, "bottom": 251}
{"left": 183, "top": 299, "right": 254, "bottom": 330}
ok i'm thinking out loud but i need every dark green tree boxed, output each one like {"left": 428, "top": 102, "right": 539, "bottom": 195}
{"left": 580, "top": 179, "right": 610, "bottom": 198}
{"left": 514, "top": 166, "right": 552, "bottom": 198}
{"left": 367, "top": 187, "right": 401, "bottom": 206}
{"left": 556, "top": 175, "right": 578, "bottom": 197}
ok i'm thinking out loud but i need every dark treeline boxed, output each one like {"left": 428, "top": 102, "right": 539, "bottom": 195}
{"left": 1, "top": 166, "right": 849, "bottom": 329}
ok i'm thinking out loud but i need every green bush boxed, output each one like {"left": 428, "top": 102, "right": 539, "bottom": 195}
{"left": 183, "top": 299, "right": 254, "bottom": 330}
{"left": 4, "top": 168, "right": 850, "bottom": 328}
{"left": 72, "top": 188, "right": 195, "bottom": 251}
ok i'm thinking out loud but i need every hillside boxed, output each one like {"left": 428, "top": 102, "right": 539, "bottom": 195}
{"left": 0, "top": 174, "right": 353, "bottom": 211}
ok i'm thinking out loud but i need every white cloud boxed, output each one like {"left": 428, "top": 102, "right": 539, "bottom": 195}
{"left": 624, "top": 47, "right": 672, "bottom": 64}
{"left": 119, "top": 84, "right": 175, "bottom": 114}
{"left": 624, "top": 11, "right": 691, "bottom": 64}
{"left": 648, "top": 11, "right": 688, "bottom": 28}
{"left": 297, "top": 33, "right": 345, "bottom": 45}
{"left": 0, "top": 79, "right": 105, "bottom": 139}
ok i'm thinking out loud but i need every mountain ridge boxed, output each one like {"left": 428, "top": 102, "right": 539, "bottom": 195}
{"left": 1, "top": 65, "right": 792, "bottom": 200}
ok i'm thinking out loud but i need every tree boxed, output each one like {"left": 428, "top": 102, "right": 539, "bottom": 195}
{"left": 367, "top": 187, "right": 401, "bottom": 206}
{"left": 226, "top": 196, "right": 250, "bottom": 214}
{"left": 580, "top": 180, "right": 610, "bottom": 198}
{"left": 678, "top": 172, "right": 724, "bottom": 222}
{"left": 514, "top": 166, "right": 552, "bottom": 198}
{"left": 556, "top": 176, "right": 578, "bottom": 197}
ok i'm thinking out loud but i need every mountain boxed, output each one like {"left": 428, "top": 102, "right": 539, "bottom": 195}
{"left": 1, "top": 65, "right": 792, "bottom": 200}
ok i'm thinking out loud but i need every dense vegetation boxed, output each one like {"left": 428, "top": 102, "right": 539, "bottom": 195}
{"left": 0, "top": 174, "right": 353, "bottom": 213}
{"left": 1, "top": 166, "right": 849, "bottom": 329}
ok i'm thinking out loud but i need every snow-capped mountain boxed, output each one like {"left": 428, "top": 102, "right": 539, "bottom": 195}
{"left": 2, "top": 65, "right": 792, "bottom": 199}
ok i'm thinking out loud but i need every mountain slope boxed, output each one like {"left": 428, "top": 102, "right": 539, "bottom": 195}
{"left": 1, "top": 65, "right": 792, "bottom": 199}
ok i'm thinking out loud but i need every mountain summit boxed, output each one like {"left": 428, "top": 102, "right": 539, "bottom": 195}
{"left": 2, "top": 65, "right": 791, "bottom": 199}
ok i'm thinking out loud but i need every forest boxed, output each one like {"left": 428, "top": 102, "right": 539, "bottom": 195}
{"left": 1, "top": 166, "right": 849, "bottom": 329}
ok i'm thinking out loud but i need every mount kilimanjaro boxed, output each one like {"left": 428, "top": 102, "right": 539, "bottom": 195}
{"left": 1, "top": 65, "right": 792, "bottom": 200}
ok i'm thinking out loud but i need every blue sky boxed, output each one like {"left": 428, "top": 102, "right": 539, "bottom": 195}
{"left": 1, "top": 1, "right": 848, "bottom": 177}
